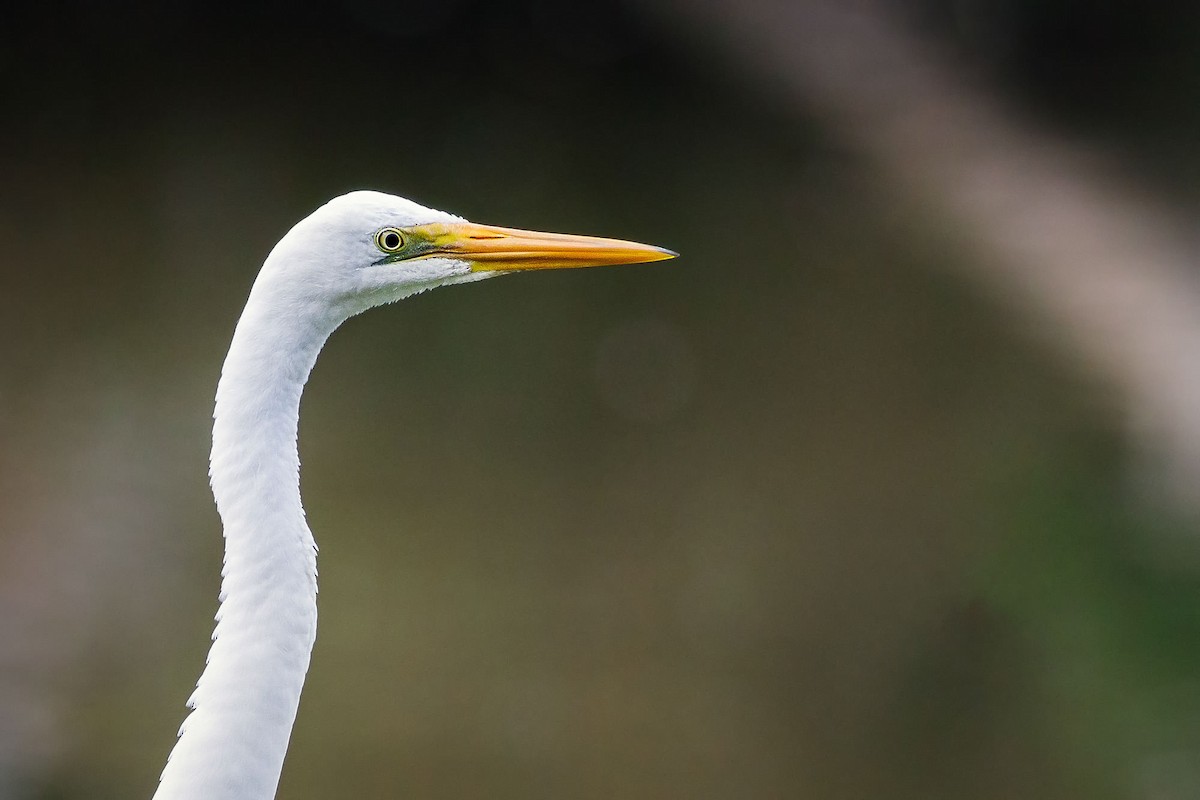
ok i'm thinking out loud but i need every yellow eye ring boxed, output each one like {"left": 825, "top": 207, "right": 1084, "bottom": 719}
{"left": 375, "top": 227, "right": 405, "bottom": 253}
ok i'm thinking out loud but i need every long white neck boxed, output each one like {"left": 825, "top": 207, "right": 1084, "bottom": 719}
{"left": 154, "top": 289, "right": 341, "bottom": 800}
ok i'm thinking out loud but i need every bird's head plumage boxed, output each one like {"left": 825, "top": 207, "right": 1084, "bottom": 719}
{"left": 251, "top": 190, "right": 676, "bottom": 321}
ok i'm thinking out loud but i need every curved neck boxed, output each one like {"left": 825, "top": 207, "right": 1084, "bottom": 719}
{"left": 154, "top": 298, "right": 338, "bottom": 800}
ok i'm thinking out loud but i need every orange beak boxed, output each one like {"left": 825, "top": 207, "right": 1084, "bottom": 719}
{"left": 409, "top": 222, "right": 678, "bottom": 272}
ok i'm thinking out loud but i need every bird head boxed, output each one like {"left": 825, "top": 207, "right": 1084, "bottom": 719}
{"left": 253, "top": 190, "right": 676, "bottom": 321}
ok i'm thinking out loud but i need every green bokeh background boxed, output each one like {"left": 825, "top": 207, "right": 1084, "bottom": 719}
{"left": 5, "top": 2, "right": 1200, "bottom": 798}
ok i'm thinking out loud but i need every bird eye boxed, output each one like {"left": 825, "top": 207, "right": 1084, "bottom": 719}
{"left": 375, "top": 228, "right": 405, "bottom": 253}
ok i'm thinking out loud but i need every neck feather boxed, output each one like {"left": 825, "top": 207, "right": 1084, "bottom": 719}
{"left": 154, "top": 295, "right": 338, "bottom": 800}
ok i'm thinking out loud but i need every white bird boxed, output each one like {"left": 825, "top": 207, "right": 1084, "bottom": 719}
{"left": 150, "top": 191, "right": 675, "bottom": 800}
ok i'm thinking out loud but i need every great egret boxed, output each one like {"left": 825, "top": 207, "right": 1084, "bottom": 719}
{"left": 151, "top": 191, "right": 676, "bottom": 800}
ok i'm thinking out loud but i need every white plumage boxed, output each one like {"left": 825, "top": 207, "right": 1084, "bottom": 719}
{"left": 152, "top": 191, "right": 674, "bottom": 799}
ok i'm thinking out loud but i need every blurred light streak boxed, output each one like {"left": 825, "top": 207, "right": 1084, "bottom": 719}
{"left": 643, "top": 0, "right": 1200, "bottom": 510}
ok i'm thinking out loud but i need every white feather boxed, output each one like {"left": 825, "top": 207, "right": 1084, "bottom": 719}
{"left": 151, "top": 190, "right": 671, "bottom": 799}
{"left": 153, "top": 192, "right": 486, "bottom": 800}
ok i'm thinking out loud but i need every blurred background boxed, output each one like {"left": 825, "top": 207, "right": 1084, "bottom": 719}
{"left": 5, "top": 0, "right": 1200, "bottom": 797}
